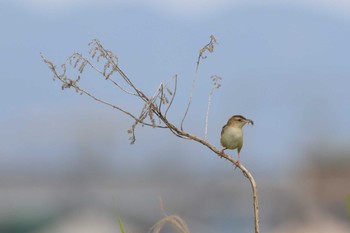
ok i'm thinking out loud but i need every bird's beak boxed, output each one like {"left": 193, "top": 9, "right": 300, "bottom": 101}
{"left": 245, "top": 119, "right": 254, "bottom": 125}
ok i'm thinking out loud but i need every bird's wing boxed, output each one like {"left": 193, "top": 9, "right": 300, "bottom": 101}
{"left": 221, "top": 125, "right": 227, "bottom": 135}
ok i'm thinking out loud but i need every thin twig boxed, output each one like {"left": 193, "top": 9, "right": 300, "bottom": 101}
{"left": 92, "top": 40, "right": 147, "bottom": 101}
{"left": 180, "top": 35, "right": 218, "bottom": 131}
{"left": 165, "top": 75, "right": 177, "bottom": 117}
{"left": 68, "top": 52, "right": 138, "bottom": 96}
{"left": 158, "top": 83, "right": 164, "bottom": 111}
{"left": 205, "top": 75, "right": 222, "bottom": 140}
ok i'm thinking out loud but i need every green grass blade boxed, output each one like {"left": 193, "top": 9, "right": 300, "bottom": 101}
{"left": 113, "top": 199, "right": 126, "bottom": 233}
{"left": 346, "top": 195, "right": 350, "bottom": 222}
{"left": 116, "top": 210, "right": 126, "bottom": 233}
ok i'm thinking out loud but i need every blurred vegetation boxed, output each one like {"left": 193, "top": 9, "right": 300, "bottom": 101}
{"left": 346, "top": 195, "right": 350, "bottom": 222}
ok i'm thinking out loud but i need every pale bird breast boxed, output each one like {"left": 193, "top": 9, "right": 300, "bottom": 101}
{"left": 220, "top": 126, "right": 243, "bottom": 150}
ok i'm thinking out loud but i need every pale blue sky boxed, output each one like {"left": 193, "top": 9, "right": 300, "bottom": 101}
{"left": 1, "top": 1, "right": 350, "bottom": 177}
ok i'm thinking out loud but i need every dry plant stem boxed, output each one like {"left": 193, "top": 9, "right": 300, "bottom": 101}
{"left": 149, "top": 215, "right": 190, "bottom": 233}
{"left": 42, "top": 37, "right": 259, "bottom": 233}
{"left": 180, "top": 35, "right": 218, "bottom": 131}
{"left": 164, "top": 75, "right": 177, "bottom": 117}
{"left": 205, "top": 75, "right": 222, "bottom": 140}
{"left": 41, "top": 54, "right": 166, "bottom": 129}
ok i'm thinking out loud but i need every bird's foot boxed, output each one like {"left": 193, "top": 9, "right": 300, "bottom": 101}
{"left": 234, "top": 160, "right": 240, "bottom": 170}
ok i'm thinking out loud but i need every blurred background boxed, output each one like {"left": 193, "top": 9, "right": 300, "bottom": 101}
{"left": 1, "top": 0, "right": 350, "bottom": 232}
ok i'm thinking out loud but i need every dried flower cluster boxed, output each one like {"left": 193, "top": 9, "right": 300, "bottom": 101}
{"left": 198, "top": 35, "right": 218, "bottom": 62}
{"left": 42, "top": 39, "right": 179, "bottom": 143}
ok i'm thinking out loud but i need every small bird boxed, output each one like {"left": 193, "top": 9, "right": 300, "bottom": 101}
{"left": 220, "top": 115, "right": 254, "bottom": 163}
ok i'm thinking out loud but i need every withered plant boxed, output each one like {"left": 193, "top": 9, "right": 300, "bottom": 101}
{"left": 41, "top": 36, "right": 260, "bottom": 233}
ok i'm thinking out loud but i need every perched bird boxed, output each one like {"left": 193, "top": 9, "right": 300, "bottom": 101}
{"left": 220, "top": 115, "right": 254, "bottom": 163}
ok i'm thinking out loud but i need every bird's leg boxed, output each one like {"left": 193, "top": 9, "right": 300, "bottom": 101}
{"left": 236, "top": 152, "right": 241, "bottom": 165}
{"left": 233, "top": 152, "right": 240, "bottom": 170}
{"left": 221, "top": 148, "right": 227, "bottom": 154}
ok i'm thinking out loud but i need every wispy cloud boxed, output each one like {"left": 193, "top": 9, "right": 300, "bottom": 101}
{"left": 13, "top": 0, "right": 100, "bottom": 12}
{"left": 7, "top": 0, "right": 350, "bottom": 20}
